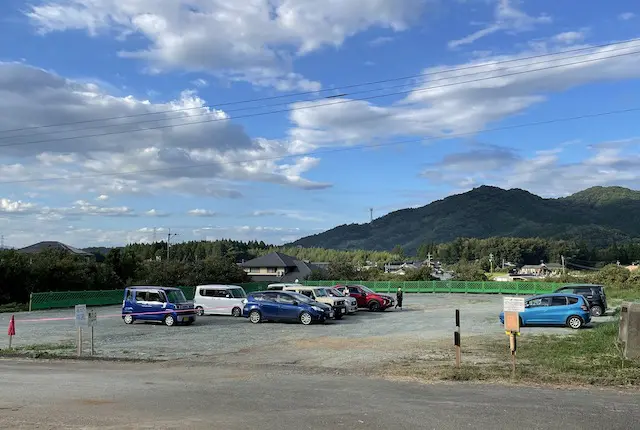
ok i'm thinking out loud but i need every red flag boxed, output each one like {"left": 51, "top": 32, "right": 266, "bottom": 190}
{"left": 7, "top": 315, "right": 15, "bottom": 336}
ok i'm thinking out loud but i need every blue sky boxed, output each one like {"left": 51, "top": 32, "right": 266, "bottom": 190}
{"left": 0, "top": 0, "right": 639, "bottom": 248}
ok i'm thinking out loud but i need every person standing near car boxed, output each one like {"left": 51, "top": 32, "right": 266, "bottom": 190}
{"left": 396, "top": 287, "right": 403, "bottom": 310}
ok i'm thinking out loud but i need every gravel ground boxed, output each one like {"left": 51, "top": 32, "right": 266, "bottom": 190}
{"left": 2, "top": 360, "right": 639, "bottom": 430}
{"left": 0, "top": 294, "right": 613, "bottom": 368}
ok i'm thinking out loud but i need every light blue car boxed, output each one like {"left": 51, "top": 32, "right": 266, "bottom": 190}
{"left": 499, "top": 293, "right": 591, "bottom": 329}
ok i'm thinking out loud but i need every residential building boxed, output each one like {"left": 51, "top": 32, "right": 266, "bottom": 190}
{"left": 240, "top": 252, "right": 325, "bottom": 282}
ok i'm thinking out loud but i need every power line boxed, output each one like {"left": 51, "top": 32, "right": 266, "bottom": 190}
{"left": 2, "top": 48, "right": 639, "bottom": 150}
{"left": 2, "top": 105, "right": 638, "bottom": 185}
{"left": 3, "top": 44, "right": 638, "bottom": 143}
{"left": 1, "top": 37, "right": 639, "bottom": 136}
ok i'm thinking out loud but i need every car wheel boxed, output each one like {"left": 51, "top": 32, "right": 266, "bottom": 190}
{"left": 567, "top": 315, "right": 583, "bottom": 329}
{"left": 123, "top": 314, "right": 134, "bottom": 325}
{"left": 590, "top": 305, "right": 603, "bottom": 317}
{"left": 195, "top": 306, "right": 204, "bottom": 316}
{"left": 232, "top": 307, "right": 242, "bottom": 317}
{"left": 368, "top": 301, "right": 381, "bottom": 312}
{"left": 299, "top": 311, "right": 313, "bottom": 325}
{"left": 164, "top": 314, "right": 175, "bottom": 327}
{"left": 249, "top": 310, "right": 262, "bottom": 324}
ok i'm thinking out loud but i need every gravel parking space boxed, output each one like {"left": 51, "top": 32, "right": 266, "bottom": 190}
{"left": 0, "top": 294, "right": 613, "bottom": 369}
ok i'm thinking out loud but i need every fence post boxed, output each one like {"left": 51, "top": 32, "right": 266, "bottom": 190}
{"left": 29, "top": 293, "right": 32, "bottom": 312}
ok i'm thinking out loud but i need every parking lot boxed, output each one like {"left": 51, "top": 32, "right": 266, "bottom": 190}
{"left": 0, "top": 294, "right": 612, "bottom": 369}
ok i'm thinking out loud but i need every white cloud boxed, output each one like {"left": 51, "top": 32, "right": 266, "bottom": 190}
{"left": 0, "top": 61, "right": 330, "bottom": 198}
{"left": 251, "top": 209, "right": 323, "bottom": 222}
{"left": 552, "top": 30, "right": 586, "bottom": 45}
{"left": 145, "top": 209, "right": 170, "bottom": 217}
{"left": 0, "top": 198, "right": 38, "bottom": 214}
{"left": 96, "top": 194, "right": 109, "bottom": 201}
{"left": 369, "top": 36, "right": 395, "bottom": 46}
{"left": 619, "top": 12, "right": 636, "bottom": 21}
{"left": 448, "top": 0, "right": 552, "bottom": 49}
{"left": 191, "top": 78, "right": 209, "bottom": 88}
{"left": 288, "top": 38, "right": 640, "bottom": 148}
{"left": 188, "top": 209, "right": 218, "bottom": 217}
{"left": 26, "top": 0, "right": 426, "bottom": 90}
{"left": 420, "top": 139, "right": 640, "bottom": 197}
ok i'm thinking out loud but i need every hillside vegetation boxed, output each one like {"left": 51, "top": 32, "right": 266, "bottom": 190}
{"left": 290, "top": 186, "right": 640, "bottom": 252}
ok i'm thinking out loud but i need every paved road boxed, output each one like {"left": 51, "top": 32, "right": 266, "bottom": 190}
{"left": 1, "top": 359, "right": 638, "bottom": 429}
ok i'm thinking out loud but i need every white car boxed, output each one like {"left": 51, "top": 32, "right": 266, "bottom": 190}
{"left": 326, "top": 287, "right": 358, "bottom": 314}
{"left": 193, "top": 285, "right": 247, "bottom": 317}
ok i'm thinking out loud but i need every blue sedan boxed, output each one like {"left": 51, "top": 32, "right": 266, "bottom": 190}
{"left": 242, "top": 290, "right": 334, "bottom": 325}
{"left": 499, "top": 293, "right": 591, "bottom": 329}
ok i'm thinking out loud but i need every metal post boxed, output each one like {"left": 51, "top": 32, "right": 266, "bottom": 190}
{"left": 454, "top": 309, "right": 461, "bottom": 368}
{"left": 29, "top": 293, "right": 32, "bottom": 312}
{"left": 90, "top": 326, "right": 94, "bottom": 356}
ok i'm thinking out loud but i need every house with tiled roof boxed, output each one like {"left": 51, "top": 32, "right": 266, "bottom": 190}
{"left": 240, "top": 252, "right": 325, "bottom": 282}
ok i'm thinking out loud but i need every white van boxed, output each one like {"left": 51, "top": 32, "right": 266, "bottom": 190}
{"left": 266, "top": 283, "right": 302, "bottom": 291}
{"left": 194, "top": 285, "right": 247, "bottom": 317}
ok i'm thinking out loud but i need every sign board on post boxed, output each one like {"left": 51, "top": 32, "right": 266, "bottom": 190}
{"left": 87, "top": 309, "right": 97, "bottom": 327}
{"left": 503, "top": 297, "right": 525, "bottom": 313}
{"left": 75, "top": 304, "right": 88, "bottom": 327}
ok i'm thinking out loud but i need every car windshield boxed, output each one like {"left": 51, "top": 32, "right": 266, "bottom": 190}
{"left": 288, "top": 292, "right": 314, "bottom": 303}
{"left": 361, "top": 286, "right": 375, "bottom": 294}
{"left": 230, "top": 288, "right": 246, "bottom": 298}
{"left": 166, "top": 290, "right": 187, "bottom": 303}
{"left": 313, "top": 288, "right": 328, "bottom": 297}
{"left": 326, "top": 288, "right": 344, "bottom": 297}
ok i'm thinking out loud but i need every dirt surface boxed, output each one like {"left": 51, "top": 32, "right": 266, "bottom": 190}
{"left": 1, "top": 359, "right": 639, "bottom": 430}
{"left": 0, "top": 294, "right": 613, "bottom": 369}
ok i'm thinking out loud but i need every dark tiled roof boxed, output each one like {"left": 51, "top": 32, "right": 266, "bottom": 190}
{"left": 241, "top": 252, "right": 299, "bottom": 268}
{"left": 18, "top": 241, "right": 92, "bottom": 256}
{"left": 245, "top": 253, "right": 326, "bottom": 282}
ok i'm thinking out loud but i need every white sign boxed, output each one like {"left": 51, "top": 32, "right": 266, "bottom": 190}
{"left": 503, "top": 297, "right": 525, "bottom": 313}
{"left": 75, "top": 304, "right": 88, "bottom": 327}
{"left": 88, "top": 309, "right": 97, "bottom": 327}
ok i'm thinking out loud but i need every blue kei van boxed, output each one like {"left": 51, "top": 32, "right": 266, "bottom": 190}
{"left": 122, "top": 286, "right": 196, "bottom": 326}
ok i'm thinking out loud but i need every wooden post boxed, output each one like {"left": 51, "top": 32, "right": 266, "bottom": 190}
{"left": 8, "top": 335, "right": 12, "bottom": 349}
{"left": 77, "top": 328, "right": 82, "bottom": 356}
{"left": 509, "top": 332, "right": 517, "bottom": 376}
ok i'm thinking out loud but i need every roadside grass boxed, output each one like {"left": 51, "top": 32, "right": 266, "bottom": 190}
{"left": 384, "top": 322, "right": 640, "bottom": 387}
{"left": 0, "top": 302, "right": 28, "bottom": 313}
{"left": 0, "top": 342, "right": 75, "bottom": 358}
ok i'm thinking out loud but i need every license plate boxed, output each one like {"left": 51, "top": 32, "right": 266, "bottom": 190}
{"left": 341, "top": 308, "right": 346, "bottom": 314}
{"left": 329, "top": 312, "right": 334, "bottom": 318}
{"left": 181, "top": 317, "right": 189, "bottom": 322}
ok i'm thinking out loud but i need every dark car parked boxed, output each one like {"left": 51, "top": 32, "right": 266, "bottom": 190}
{"left": 553, "top": 284, "right": 607, "bottom": 316}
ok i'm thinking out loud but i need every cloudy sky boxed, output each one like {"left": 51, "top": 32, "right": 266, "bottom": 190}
{"left": 0, "top": 0, "right": 639, "bottom": 248}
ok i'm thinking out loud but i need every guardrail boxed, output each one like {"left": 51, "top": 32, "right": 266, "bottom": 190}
{"left": 26, "top": 280, "right": 560, "bottom": 311}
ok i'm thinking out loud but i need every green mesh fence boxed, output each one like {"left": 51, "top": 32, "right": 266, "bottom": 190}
{"left": 28, "top": 280, "right": 561, "bottom": 311}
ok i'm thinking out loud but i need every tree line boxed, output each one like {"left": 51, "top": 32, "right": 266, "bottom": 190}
{"left": 2, "top": 236, "right": 639, "bottom": 306}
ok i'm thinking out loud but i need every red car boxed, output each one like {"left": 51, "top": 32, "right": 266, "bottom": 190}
{"left": 334, "top": 284, "right": 395, "bottom": 311}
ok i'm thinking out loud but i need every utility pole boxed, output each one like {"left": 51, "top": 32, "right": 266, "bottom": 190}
{"left": 427, "top": 252, "right": 432, "bottom": 267}
{"left": 489, "top": 253, "right": 494, "bottom": 273}
{"left": 369, "top": 208, "right": 373, "bottom": 222}
{"left": 152, "top": 227, "right": 157, "bottom": 243}
{"left": 0, "top": 234, "right": 4, "bottom": 249}
{"left": 561, "top": 255, "right": 566, "bottom": 275}
{"left": 166, "top": 228, "right": 178, "bottom": 260}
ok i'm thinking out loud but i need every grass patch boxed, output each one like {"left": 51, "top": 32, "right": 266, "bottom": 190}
{"left": 0, "top": 302, "right": 28, "bottom": 313}
{"left": 0, "top": 342, "right": 75, "bottom": 358}
{"left": 384, "top": 322, "right": 640, "bottom": 387}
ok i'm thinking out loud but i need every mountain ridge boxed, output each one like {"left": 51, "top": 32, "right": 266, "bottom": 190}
{"left": 290, "top": 186, "right": 640, "bottom": 252}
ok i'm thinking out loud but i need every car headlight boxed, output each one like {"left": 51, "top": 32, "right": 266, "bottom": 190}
{"left": 311, "top": 305, "right": 324, "bottom": 312}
